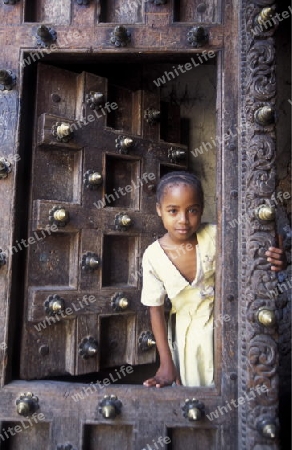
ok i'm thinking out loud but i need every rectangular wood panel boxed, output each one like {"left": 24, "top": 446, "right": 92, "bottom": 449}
{"left": 33, "top": 150, "right": 82, "bottom": 203}
{"left": 102, "top": 235, "right": 139, "bottom": 287}
{"left": 173, "top": 0, "right": 220, "bottom": 23}
{"left": 104, "top": 155, "right": 141, "bottom": 209}
{"left": 27, "top": 233, "right": 78, "bottom": 288}
{"left": 100, "top": 0, "right": 143, "bottom": 23}
{"left": 0, "top": 421, "right": 50, "bottom": 449}
{"left": 83, "top": 424, "right": 134, "bottom": 450}
{"left": 20, "top": 318, "right": 76, "bottom": 378}
{"left": 99, "top": 314, "right": 136, "bottom": 367}
{"left": 106, "top": 85, "right": 134, "bottom": 132}
{"left": 167, "top": 426, "right": 219, "bottom": 449}
{"left": 24, "top": 0, "right": 71, "bottom": 24}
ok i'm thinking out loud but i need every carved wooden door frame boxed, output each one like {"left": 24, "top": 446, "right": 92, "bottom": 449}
{"left": 238, "top": 1, "right": 280, "bottom": 447}
{"left": 0, "top": 0, "right": 281, "bottom": 448}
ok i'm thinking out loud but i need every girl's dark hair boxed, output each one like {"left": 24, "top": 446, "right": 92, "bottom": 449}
{"left": 156, "top": 171, "right": 204, "bottom": 208}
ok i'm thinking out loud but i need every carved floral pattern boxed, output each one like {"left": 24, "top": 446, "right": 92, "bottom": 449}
{"left": 247, "top": 40, "right": 276, "bottom": 101}
{"left": 240, "top": 1, "right": 280, "bottom": 448}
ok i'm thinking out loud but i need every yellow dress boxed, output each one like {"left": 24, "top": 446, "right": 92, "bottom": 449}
{"left": 141, "top": 223, "right": 216, "bottom": 387}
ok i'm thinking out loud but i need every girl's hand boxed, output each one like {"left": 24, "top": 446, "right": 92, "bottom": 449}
{"left": 143, "top": 363, "right": 181, "bottom": 388}
{"left": 265, "top": 235, "right": 287, "bottom": 272}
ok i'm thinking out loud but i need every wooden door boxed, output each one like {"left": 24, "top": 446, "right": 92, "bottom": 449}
{"left": 1, "top": 59, "right": 235, "bottom": 450}
{"left": 20, "top": 62, "right": 188, "bottom": 380}
{"left": 0, "top": 0, "right": 281, "bottom": 449}
{"left": 4, "top": 60, "right": 233, "bottom": 449}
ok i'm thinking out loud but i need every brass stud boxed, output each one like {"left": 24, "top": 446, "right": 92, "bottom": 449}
{"left": 254, "top": 106, "right": 275, "bottom": 126}
{"left": 123, "top": 138, "right": 133, "bottom": 147}
{"left": 0, "top": 69, "right": 11, "bottom": 85}
{"left": 115, "top": 136, "right": 134, "bottom": 154}
{"left": 0, "top": 69, "right": 16, "bottom": 91}
{"left": 78, "top": 336, "right": 98, "bottom": 359}
{"left": 144, "top": 108, "right": 160, "bottom": 125}
{"left": 138, "top": 331, "right": 156, "bottom": 351}
{"left": 85, "top": 91, "right": 104, "bottom": 110}
{"left": 51, "top": 122, "right": 73, "bottom": 143}
{"left": 87, "top": 256, "right": 99, "bottom": 269}
{"left": 102, "top": 404, "right": 116, "bottom": 418}
{"left": 88, "top": 172, "right": 102, "bottom": 185}
{"left": 257, "top": 7, "right": 275, "bottom": 25}
{"left": 187, "top": 408, "right": 202, "bottom": 421}
{"left": 168, "top": 148, "right": 187, "bottom": 164}
{"left": 83, "top": 170, "right": 103, "bottom": 190}
{"left": 49, "top": 205, "right": 70, "bottom": 228}
{"left": 114, "top": 213, "right": 133, "bottom": 230}
{"left": 119, "top": 298, "right": 129, "bottom": 309}
{"left": 0, "top": 158, "right": 12, "bottom": 179}
{"left": 182, "top": 398, "right": 205, "bottom": 421}
{"left": 17, "top": 402, "right": 30, "bottom": 416}
{"left": 111, "top": 292, "right": 130, "bottom": 311}
{"left": 36, "top": 25, "right": 57, "bottom": 47}
{"left": 187, "top": 26, "right": 209, "bottom": 48}
{"left": 262, "top": 424, "right": 276, "bottom": 439}
{"left": 16, "top": 392, "right": 39, "bottom": 416}
{"left": 121, "top": 215, "right": 131, "bottom": 226}
{"left": 37, "top": 25, "right": 52, "bottom": 41}
{"left": 86, "top": 345, "right": 98, "bottom": 356}
{"left": 257, "top": 307, "right": 276, "bottom": 327}
{"left": 257, "top": 418, "right": 278, "bottom": 439}
{"left": 98, "top": 395, "right": 123, "bottom": 419}
{"left": 54, "top": 208, "right": 69, "bottom": 222}
{"left": 57, "top": 123, "right": 71, "bottom": 140}
{"left": 81, "top": 252, "right": 99, "bottom": 271}
{"left": 52, "top": 301, "right": 62, "bottom": 312}
{"left": 255, "top": 205, "right": 275, "bottom": 221}
{"left": 110, "top": 25, "right": 131, "bottom": 47}
{"left": 44, "top": 294, "right": 65, "bottom": 316}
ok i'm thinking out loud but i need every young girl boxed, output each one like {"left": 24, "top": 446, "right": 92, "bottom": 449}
{"left": 141, "top": 171, "right": 286, "bottom": 388}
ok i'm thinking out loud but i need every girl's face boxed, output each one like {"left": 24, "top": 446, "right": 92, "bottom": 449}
{"left": 156, "top": 183, "right": 203, "bottom": 244}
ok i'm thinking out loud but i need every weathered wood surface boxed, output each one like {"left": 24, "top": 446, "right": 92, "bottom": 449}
{"left": 21, "top": 64, "right": 188, "bottom": 380}
{"left": 0, "top": 380, "right": 224, "bottom": 449}
{"left": 0, "top": 0, "right": 281, "bottom": 448}
{"left": 238, "top": 1, "right": 281, "bottom": 449}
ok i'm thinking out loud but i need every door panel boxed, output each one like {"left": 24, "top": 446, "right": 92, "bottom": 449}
{"left": 167, "top": 426, "right": 219, "bottom": 448}
{"left": 83, "top": 423, "right": 134, "bottom": 450}
{"left": 0, "top": 54, "right": 231, "bottom": 450}
{"left": 10, "top": 59, "right": 228, "bottom": 449}
{"left": 20, "top": 64, "right": 188, "bottom": 379}
{"left": 0, "top": 420, "right": 51, "bottom": 450}
{"left": 102, "top": 0, "right": 144, "bottom": 24}
{"left": 174, "top": 0, "right": 220, "bottom": 23}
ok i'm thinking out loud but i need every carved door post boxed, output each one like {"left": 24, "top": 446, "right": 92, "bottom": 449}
{"left": 239, "top": 1, "right": 280, "bottom": 448}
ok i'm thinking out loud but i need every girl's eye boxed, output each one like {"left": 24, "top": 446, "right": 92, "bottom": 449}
{"left": 189, "top": 208, "right": 199, "bottom": 214}
{"left": 168, "top": 209, "right": 177, "bottom": 214}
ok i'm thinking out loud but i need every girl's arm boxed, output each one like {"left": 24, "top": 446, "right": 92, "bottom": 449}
{"left": 143, "top": 305, "right": 181, "bottom": 388}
